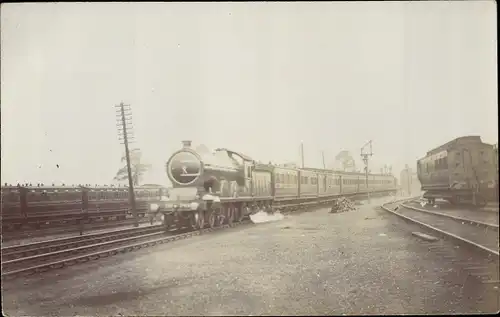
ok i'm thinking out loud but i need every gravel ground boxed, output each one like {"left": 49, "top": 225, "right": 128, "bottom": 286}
{"left": 3, "top": 196, "right": 499, "bottom": 316}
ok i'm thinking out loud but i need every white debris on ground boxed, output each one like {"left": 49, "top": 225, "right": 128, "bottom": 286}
{"left": 249, "top": 209, "right": 285, "bottom": 224}
{"left": 329, "top": 197, "right": 357, "bottom": 213}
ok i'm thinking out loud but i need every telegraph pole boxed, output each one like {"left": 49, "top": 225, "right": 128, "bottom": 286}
{"left": 361, "top": 140, "right": 373, "bottom": 202}
{"left": 300, "top": 141, "right": 305, "bottom": 168}
{"left": 405, "top": 164, "right": 411, "bottom": 197}
{"left": 115, "top": 102, "right": 138, "bottom": 227}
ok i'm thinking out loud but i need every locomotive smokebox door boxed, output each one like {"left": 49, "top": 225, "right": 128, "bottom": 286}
{"left": 168, "top": 150, "right": 202, "bottom": 186}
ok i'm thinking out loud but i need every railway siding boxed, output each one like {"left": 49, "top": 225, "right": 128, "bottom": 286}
{"left": 405, "top": 201, "right": 499, "bottom": 225}
{"left": 389, "top": 203, "right": 499, "bottom": 256}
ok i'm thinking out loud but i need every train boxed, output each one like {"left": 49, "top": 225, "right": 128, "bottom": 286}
{"left": 417, "top": 136, "right": 499, "bottom": 207}
{"left": 148, "top": 140, "right": 398, "bottom": 229}
{"left": 1, "top": 184, "right": 167, "bottom": 231}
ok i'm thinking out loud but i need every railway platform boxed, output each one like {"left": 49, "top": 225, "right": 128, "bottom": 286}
{"left": 3, "top": 196, "right": 498, "bottom": 315}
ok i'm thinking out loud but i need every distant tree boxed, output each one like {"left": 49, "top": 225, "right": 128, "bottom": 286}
{"left": 113, "top": 149, "right": 152, "bottom": 186}
{"left": 335, "top": 150, "right": 356, "bottom": 171}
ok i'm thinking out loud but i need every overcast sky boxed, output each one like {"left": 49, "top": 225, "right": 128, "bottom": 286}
{"left": 1, "top": 1, "right": 497, "bottom": 186}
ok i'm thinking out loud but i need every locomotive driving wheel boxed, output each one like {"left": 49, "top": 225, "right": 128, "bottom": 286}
{"left": 163, "top": 213, "right": 174, "bottom": 230}
{"left": 216, "top": 207, "right": 225, "bottom": 226}
{"left": 236, "top": 204, "right": 245, "bottom": 222}
{"left": 207, "top": 209, "right": 217, "bottom": 228}
{"left": 225, "top": 205, "right": 235, "bottom": 225}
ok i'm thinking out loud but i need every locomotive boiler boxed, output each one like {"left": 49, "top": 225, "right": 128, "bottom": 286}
{"left": 150, "top": 140, "right": 268, "bottom": 230}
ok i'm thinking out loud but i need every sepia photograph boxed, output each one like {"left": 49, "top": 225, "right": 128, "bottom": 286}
{"left": 1, "top": 1, "right": 498, "bottom": 315}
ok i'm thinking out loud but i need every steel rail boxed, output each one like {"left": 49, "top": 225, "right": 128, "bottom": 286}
{"left": 401, "top": 203, "right": 499, "bottom": 230}
{"left": 1, "top": 221, "right": 251, "bottom": 279}
{"left": 381, "top": 200, "right": 499, "bottom": 257}
{"left": 2, "top": 225, "right": 165, "bottom": 260}
{"left": 2, "top": 193, "right": 395, "bottom": 280}
{"left": 2, "top": 217, "right": 153, "bottom": 242}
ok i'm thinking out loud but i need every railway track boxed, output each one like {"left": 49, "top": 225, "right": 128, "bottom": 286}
{"left": 382, "top": 199, "right": 499, "bottom": 258}
{"left": 2, "top": 217, "right": 153, "bottom": 243}
{"left": 1, "top": 218, "right": 254, "bottom": 280}
{"left": 2, "top": 193, "right": 393, "bottom": 280}
{"left": 2, "top": 224, "right": 165, "bottom": 261}
{"left": 382, "top": 198, "right": 500, "bottom": 290}
{"left": 382, "top": 199, "right": 499, "bottom": 257}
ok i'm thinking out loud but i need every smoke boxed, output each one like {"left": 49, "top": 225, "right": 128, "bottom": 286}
{"left": 249, "top": 209, "right": 285, "bottom": 224}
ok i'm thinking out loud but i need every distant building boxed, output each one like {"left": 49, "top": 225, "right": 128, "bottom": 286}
{"left": 399, "top": 166, "right": 421, "bottom": 196}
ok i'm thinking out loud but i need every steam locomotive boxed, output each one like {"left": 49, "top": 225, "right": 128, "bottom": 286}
{"left": 148, "top": 140, "right": 398, "bottom": 230}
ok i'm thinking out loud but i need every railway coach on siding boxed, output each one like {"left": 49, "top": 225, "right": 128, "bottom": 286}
{"left": 417, "top": 136, "right": 498, "bottom": 207}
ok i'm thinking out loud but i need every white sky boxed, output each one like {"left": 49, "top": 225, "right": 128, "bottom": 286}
{"left": 1, "top": 1, "right": 497, "bottom": 186}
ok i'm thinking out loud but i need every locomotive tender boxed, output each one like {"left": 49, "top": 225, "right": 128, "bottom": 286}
{"left": 149, "top": 140, "right": 398, "bottom": 229}
{"left": 417, "top": 136, "right": 499, "bottom": 206}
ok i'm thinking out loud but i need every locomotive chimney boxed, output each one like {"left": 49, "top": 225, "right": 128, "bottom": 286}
{"left": 182, "top": 140, "right": 192, "bottom": 148}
